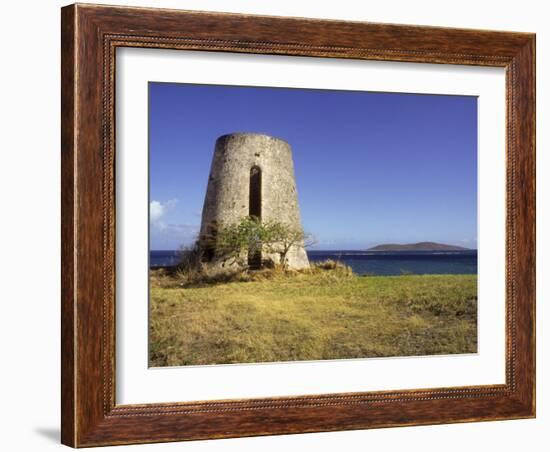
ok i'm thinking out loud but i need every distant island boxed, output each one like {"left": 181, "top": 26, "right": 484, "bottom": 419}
{"left": 367, "top": 242, "right": 470, "bottom": 252}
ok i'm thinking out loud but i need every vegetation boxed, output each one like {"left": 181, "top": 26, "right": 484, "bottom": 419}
{"left": 206, "top": 216, "right": 264, "bottom": 267}
{"left": 149, "top": 263, "right": 477, "bottom": 367}
{"left": 259, "top": 221, "right": 316, "bottom": 268}
{"left": 367, "top": 242, "right": 469, "bottom": 251}
{"left": 201, "top": 216, "right": 314, "bottom": 269}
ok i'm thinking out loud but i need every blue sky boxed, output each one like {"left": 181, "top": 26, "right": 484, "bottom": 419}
{"left": 149, "top": 82, "right": 477, "bottom": 250}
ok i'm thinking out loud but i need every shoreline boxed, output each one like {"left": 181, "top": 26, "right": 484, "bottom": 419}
{"left": 149, "top": 250, "right": 477, "bottom": 276}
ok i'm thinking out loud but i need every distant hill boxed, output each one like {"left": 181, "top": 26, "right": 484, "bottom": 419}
{"left": 367, "top": 242, "right": 470, "bottom": 251}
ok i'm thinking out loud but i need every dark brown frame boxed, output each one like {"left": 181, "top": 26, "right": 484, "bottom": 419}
{"left": 61, "top": 3, "right": 536, "bottom": 447}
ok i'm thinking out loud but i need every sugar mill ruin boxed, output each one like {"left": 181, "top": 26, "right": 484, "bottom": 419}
{"left": 199, "top": 133, "right": 310, "bottom": 270}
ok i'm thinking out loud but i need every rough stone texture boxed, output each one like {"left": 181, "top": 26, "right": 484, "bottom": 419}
{"left": 199, "top": 133, "right": 309, "bottom": 269}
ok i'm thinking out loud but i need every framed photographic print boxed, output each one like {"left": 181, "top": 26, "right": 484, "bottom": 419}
{"left": 61, "top": 3, "right": 535, "bottom": 447}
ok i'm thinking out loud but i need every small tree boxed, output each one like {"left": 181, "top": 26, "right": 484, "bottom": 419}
{"left": 262, "top": 221, "right": 315, "bottom": 269}
{"left": 206, "top": 216, "right": 315, "bottom": 270}
{"left": 213, "top": 216, "right": 264, "bottom": 267}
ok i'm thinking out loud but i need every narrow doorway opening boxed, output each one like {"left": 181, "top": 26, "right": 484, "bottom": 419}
{"left": 248, "top": 166, "right": 262, "bottom": 269}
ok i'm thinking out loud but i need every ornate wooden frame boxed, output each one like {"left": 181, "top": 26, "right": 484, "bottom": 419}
{"left": 61, "top": 3, "right": 536, "bottom": 447}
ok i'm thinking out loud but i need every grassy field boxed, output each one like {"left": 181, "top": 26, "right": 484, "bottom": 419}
{"left": 149, "top": 266, "right": 477, "bottom": 367}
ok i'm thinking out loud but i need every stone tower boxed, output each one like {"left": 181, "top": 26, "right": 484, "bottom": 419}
{"left": 199, "top": 133, "right": 309, "bottom": 269}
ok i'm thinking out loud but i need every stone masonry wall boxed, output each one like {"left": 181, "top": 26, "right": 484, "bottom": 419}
{"left": 199, "top": 133, "right": 309, "bottom": 269}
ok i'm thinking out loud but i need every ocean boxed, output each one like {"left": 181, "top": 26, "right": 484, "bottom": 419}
{"left": 150, "top": 249, "right": 477, "bottom": 276}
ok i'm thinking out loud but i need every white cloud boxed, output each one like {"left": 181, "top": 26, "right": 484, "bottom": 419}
{"left": 149, "top": 199, "right": 199, "bottom": 248}
{"left": 150, "top": 200, "right": 165, "bottom": 223}
{"left": 150, "top": 199, "right": 178, "bottom": 226}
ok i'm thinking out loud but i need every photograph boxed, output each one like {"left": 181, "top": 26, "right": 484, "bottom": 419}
{"left": 148, "top": 82, "right": 479, "bottom": 367}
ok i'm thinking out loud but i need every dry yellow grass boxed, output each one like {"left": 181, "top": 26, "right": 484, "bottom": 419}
{"left": 149, "top": 267, "right": 477, "bottom": 367}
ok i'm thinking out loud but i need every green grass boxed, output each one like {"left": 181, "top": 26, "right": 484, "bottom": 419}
{"left": 149, "top": 268, "right": 477, "bottom": 367}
